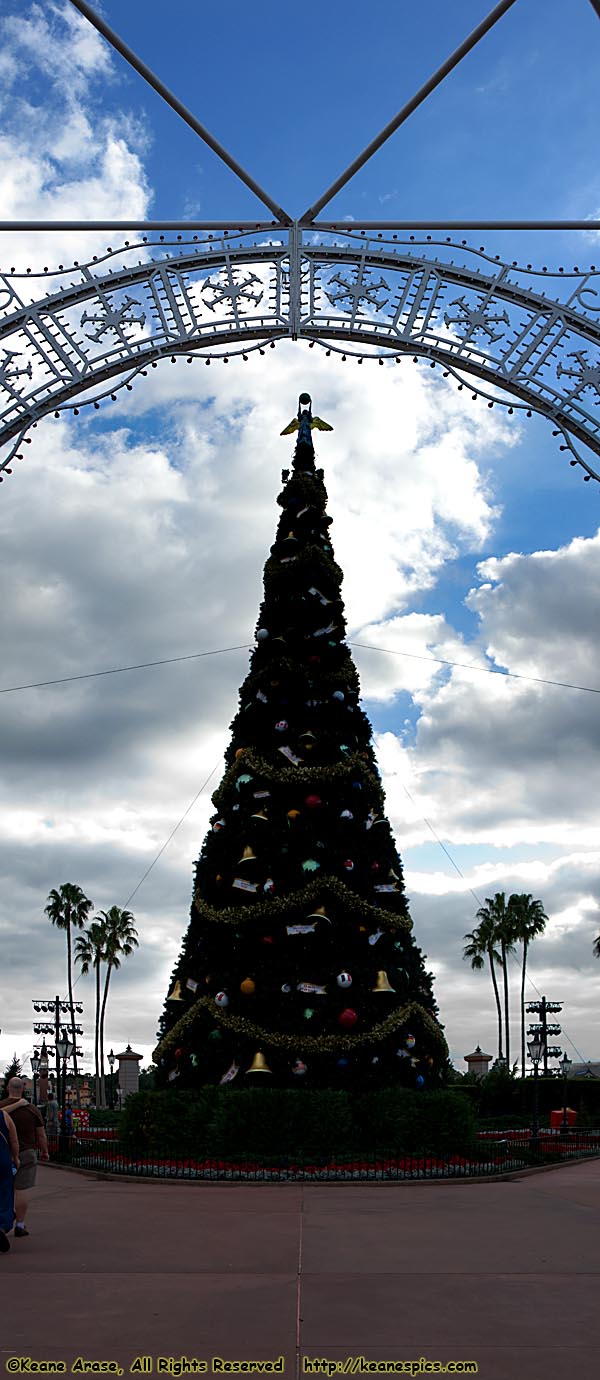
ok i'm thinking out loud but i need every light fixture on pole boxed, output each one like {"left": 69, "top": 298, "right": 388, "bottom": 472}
{"left": 527, "top": 1033, "right": 545, "bottom": 1154}
{"left": 30, "top": 1049, "right": 40, "bottom": 1106}
{"left": 108, "top": 1049, "right": 115, "bottom": 1110}
{"left": 56, "top": 1029, "right": 74, "bottom": 1155}
{"left": 560, "top": 1051, "right": 572, "bottom": 1138}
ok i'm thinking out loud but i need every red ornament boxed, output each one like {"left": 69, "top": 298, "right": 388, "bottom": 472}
{"left": 174, "top": 1048, "right": 185, "bottom": 1059}
{"left": 260, "top": 935, "right": 274, "bottom": 945}
{"left": 371, "top": 862, "right": 380, "bottom": 873}
{"left": 304, "top": 794, "right": 322, "bottom": 809}
{"left": 338, "top": 1008, "right": 358, "bottom": 1028}
{"left": 308, "top": 655, "right": 320, "bottom": 665}
{"left": 342, "top": 859, "right": 354, "bottom": 871}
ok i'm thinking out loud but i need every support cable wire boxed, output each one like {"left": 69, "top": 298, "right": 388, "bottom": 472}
{"left": 2, "top": 642, "right": 598, "bottom": 698}
{"left": 396, "top": 777, "right": 589, "bottom": 1064}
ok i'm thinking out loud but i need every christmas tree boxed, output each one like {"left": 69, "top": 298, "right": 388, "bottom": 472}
{"left": 155, "top": 393, "right": 447, "bottom": 1089}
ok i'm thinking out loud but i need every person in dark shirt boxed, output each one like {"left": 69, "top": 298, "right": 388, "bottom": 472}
{"left": 0, "top": 1077, "right": 49, "bottom": 1238}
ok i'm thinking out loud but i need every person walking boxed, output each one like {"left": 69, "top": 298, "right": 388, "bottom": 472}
{"left": 45, "top": 1091, "right": 59, "bottom": 1141}
{"left": 0, "top": 1106, "right": 20, "bottom": 1253}
{"left": 0, "top": 1077, "right": 49, "bottom": 1239}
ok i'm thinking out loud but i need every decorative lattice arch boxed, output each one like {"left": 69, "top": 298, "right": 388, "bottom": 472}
{"left": 2, "top": 0, "right": 600, "bottom": 484}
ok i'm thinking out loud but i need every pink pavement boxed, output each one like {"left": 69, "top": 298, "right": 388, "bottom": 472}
{"left": 0, "top": 1159, "right": 598, "bottom": 1380}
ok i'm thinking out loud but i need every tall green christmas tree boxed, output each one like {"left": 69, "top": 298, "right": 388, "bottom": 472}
{"left": 155, "top": 393, "right": 447, "bottom": 1088}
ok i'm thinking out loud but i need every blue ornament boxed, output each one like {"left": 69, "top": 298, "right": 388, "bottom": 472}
{"left": 337, "top": 1057, "right": 349, "bottom": 1070}
{"left": 416, "top": 1075, "right": 425, "bottom": 1089}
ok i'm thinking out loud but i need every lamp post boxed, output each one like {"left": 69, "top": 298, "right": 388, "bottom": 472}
{"left": 560, "top": 1052, "right": 572, "bottom": 1137}
{"left": 30, "top": 1049, "right": 40, "bottom": 1106}
{"left": 527, "top": 1033, "right": 545, "bottom": 1155}
{"left": 56, "top": 1029, "right": 74, "bottom": 1156}
{"left": 108, "top": 1049, "right": 115, "bottom": 1110}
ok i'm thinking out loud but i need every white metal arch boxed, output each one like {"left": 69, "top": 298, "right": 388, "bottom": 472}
{"left": 2, "top": 0, "right": 600, "bottom": 483}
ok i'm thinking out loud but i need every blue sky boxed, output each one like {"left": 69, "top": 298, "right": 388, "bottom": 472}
{"left": 1, "top": 0, "right": 600, "bottom": 1077}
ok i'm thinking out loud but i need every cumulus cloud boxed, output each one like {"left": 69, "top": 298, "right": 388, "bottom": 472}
{"left": 0, "top": 1, "right": 151, "bottom": 273}
{"left": 1, "top": 3, "right": 599, "bottom": 1080}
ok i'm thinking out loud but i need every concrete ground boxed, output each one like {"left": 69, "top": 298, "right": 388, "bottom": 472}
{"left": 1, "top": 1160, "right": 598, "bottom": 1380}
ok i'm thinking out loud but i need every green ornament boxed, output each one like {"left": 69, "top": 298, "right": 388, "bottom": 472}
{"left": 236, "top": 774, "right": 253, "bottom": 792}
{"left": 303, "top": 1007, "right": 316, "bottom": 1019}
{"left": 208, "top": 1029, "right": 222, "bottom": 1042}
{"left": 190, "top": 1054, "right": 198, "bottom": 1068}
{"left": 302, "top": 859, "right": 320, "bottom": 872}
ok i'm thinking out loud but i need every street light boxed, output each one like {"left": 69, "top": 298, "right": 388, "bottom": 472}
{"left": 560, "top": 1051, "right": 572, "bottom": 1137}
{"left": 108, "top": 1049, "right": 115, "bottom": 1110}
{"left": 30, "top": 1049, "right": 40, "bottom": 1105}
{"left": 56, "top": 1029, "right": 74, "bottom": 1155}
{"left": 527, "top": 1033, "right": 546, "bottom": 1154}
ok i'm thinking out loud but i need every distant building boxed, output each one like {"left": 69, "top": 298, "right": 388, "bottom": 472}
{"left": 464, "top": 1045, "right": 493, "bottom": 1079}
{"left": 567, "top": 1062, "right": 600, "bottom": 1079}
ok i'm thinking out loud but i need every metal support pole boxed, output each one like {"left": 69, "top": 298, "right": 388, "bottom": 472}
{"left": 67, "top": 0, "right": 291, "bottom": 225}
{"left": 310, "top": 219, "right": 600, "bottom": 232}
{"left": 0, "top": 220, "right": 280, "bottom": 233}
{"left": 58, "top": 1056, "right": 69, "bottom": 1157}
{"left": 530, "top": 1062, "right": 540, "bottom": 1156}
{"left": 54, "top": 996, "right": 61, "bottom": 1109}
{"left": 541, "top": 997, "right": 548, "bottom": 1077}
{"left": 300, "top": 0, "right": 519, "bottom": 222}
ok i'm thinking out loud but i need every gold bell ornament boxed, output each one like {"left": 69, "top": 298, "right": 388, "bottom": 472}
{"left": 251, "top": 808, "right": 269, "bottom": 822}
{"left": 306, "top": 904, "right": 330, "bottom": 923}
{"left": 246, "top": 1050, "right": 273, "bottom": 1074}
{"left": 372, "top": 970, "right": 396, "bottom": 993}
{"left": 240, "top": 976, "right": 256, "bottom": 996}
{"left": 238, "top": 844, "right": 257, "bottom": 865}
{"left": 167, "top": 980, "right": 184, "bottom": 1002}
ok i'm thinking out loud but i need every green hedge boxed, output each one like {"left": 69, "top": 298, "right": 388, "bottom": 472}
{"left": 118, "top": 1086, "right": 476, "bottom": 1157}
{"left": 455, "top": 1076, "right": 600, "bottom": 1123}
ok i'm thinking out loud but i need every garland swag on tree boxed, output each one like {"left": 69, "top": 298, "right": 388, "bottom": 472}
{"left": 155, "top": 393, "right": 447, "bottom": 1088}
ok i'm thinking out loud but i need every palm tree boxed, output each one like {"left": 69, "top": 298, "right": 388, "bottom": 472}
{"left": 594, "top": 935, "right": 600, "bottom": 959}
{"left": 508, "top": 893, "right": 548, "bottom": 1077}
{"left": 45, "top": 883, "right": 93, "bottom": 1089}
{"left": 74, "top": 919, "right": 108, "bottom": 1106}
{"left": 475, "top": 893, "right": 516, "bottom": 1069}
{"left": 463, "top": 918, "right": 504, "bottom": 1062}
{"left": 96, "top": 907, "right": 139, "bottom": 1106}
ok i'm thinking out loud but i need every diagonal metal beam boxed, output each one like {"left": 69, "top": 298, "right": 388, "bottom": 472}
{"left": 587, "top": 0, "right": 600, "bottom": 19}
{"left": 300, "top": 0, "right": 520, "bottom": 223}
{"left": 67, "top": 0, "right": 291, "bottom": 225}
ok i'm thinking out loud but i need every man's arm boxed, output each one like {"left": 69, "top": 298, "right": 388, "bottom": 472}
{"left": 35, "top": 1122, "right": 50, "bottom": 1162}
{"left": 4, "top": 1112, "right": 20, "bottom": 1167}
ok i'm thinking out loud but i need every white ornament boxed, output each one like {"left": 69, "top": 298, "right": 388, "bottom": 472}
{"left": 256, "top": 628, "right": 269, "bottom": 641}
{"left": 336, "top": 971, "right": 352, "bottom": 988}
{"left": 214, "top": 991, "right": 229, "bottom": 1007}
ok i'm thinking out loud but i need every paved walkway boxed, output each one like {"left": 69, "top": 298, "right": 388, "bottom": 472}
{"left": 1, "top": 1160, "right": 599, "bottom": 1380}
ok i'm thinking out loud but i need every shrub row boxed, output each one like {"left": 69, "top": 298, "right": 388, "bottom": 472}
{"left": 118, "top": 1086, "right": 477, "bottom": 1157}
{"left": 454, "top": 1075, "right": 600, "bottom": 1123}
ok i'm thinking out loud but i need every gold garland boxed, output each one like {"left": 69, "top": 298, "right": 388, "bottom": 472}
{"left": 192, "top": 873, "right": 412, "bottom": 932}
{"left": 212, "top": 749, "right": 385, "bottom": 810}
{"left": 154, "top": 997, "right": 448, "bottom": 1063}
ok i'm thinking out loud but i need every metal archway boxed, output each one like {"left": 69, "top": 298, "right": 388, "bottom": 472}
{"left": 2, "top": 0, "right": 600, "bottom": 484}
